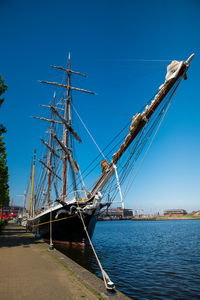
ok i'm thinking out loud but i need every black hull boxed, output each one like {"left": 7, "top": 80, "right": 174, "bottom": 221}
{"left": 28, "top": 206, "right": 99, "bottom": 245}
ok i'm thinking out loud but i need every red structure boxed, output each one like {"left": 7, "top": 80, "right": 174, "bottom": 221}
{"left": 0, "top": 205, "right": 20, "bottom": 220}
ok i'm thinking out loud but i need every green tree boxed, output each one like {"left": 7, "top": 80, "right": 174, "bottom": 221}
{"left": 0, "top": 75, "right": 9, "bottom": 208}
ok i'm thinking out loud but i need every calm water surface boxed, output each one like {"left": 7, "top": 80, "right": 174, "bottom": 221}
{"left": 55, "top": 220, "right": 200, "bottom": 299}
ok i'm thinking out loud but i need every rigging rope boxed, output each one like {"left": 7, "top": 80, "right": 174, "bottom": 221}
{"left": 98, "top": 77, "right": 182, "bottom": 205}
{"left": 72, "top": 103, "right": 107, "bottom": 161}
{"left": 123, "top": 78, "right": 183, "bottom": 200}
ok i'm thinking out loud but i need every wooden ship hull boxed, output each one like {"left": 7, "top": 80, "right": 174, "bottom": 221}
{"left": 28, "top": 203, "right": 100, "bottom": 245}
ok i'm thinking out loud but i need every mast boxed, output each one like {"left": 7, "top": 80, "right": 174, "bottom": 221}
{"left": 88, "top": 54, "right": 194, "bottom": 198}
{"left": 38, "top": 55, "right": 94, "bottom": 202}
{"left": 30, "top": 149, "right": 36, "bottom": 216}
{"left": 23, "top": 190, "right": 27, "bottom": 216}
{"left": 47, "top": 93, "right": 56, "bottom": 204}
{"left": 63, "top": 53, "right": 71, "bottom": 199}
{"left": 27, "top": 158, "right": 32, "bottom": 215}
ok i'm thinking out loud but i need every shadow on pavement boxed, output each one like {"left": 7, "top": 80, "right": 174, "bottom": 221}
{"left": 0, "top": 222, "right": 42, "bottom": 248}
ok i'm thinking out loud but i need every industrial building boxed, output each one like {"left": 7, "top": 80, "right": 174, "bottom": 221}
{"left": 98, "top": 207, "right": 133, "bottom": 220}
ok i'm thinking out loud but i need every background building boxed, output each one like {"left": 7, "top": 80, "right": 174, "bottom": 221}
{"left": 98, "top": 207, "right": 133, "bottom": 220}
{"left": 163, "top": 209, "right": 187, "bottom": 217}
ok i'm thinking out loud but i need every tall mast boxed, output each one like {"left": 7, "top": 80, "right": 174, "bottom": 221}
{"left": 63, "top": 53, "right": 71, "bottom": 199}
{"left": 39, "top": 54, "right": 95, "bottom": 201}
{"left": 47, "top": 93, "right": 56, "bottom": 204}
{"left": 30, "top": 149, "right": 36, "bottom": 216}
{"left": 23, "top": 189, "right": 27, "bottom": 216}
{"left": 27, "top": 157, "right": 33, "bottom": 215}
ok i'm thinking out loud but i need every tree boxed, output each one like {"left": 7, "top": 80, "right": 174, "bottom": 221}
{"left": 0, "top": 75, "right": 9, "bottom": 208}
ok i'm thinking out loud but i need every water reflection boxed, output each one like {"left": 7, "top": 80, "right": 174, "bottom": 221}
{"left": 55, "top": 220, "right": 200, "bottom": 299}
{"left": 54, "top": 243, "right": 99, "bottom": 275}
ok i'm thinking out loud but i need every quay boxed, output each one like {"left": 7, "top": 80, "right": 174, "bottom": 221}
{"left": 0, "top": 222, "right": 130, "bottom": 300}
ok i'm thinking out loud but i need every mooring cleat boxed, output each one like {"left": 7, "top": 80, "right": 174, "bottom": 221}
{"left": 49, "top": 244, "right": 54, "bottom": 250}
{"left": 106, "top": 281, "right": 115, "bottom": 290}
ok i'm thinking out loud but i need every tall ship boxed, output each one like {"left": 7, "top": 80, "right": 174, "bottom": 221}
{"left": 27, "top": 53, "right": 194, "bottom": 246}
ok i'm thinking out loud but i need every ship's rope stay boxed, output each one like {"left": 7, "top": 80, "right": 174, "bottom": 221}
{"left": 71, "top": 103, "right": 107, "bottom": 161}
{"left": 123, "top": 78, "right": 183, "bottom": 200}
{"left": 100, "top": 77, "right": 183, "bottom": 204}
{"left": 104, "top": 79, "right": 181, "bottom": 200}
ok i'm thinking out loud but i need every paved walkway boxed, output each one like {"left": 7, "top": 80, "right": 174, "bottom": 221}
{"left": 0, "top": 222, "right": 130, "bottom": 300}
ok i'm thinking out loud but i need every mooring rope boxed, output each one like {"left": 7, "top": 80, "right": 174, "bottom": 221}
{"left": 77, "top": 206, "right": 115, "bottom": 290}
{"left": 30, "top": 203, "right": 115, "bottom": 290}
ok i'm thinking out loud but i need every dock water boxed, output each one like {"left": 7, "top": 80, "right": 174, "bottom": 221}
{"left": 0, "top": 222, "right": 130, "bottom": 300}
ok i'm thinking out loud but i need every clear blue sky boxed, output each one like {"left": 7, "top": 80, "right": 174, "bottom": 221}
{"left": 0, "top": 0, "right": 199, "bottom": 213}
